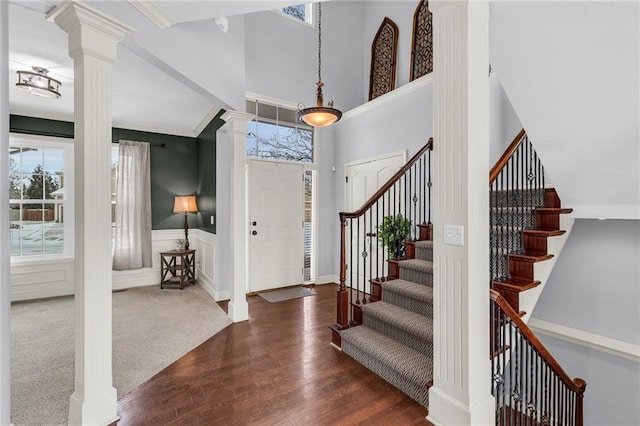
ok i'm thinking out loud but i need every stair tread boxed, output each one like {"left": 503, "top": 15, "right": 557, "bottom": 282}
{"left": 413, "top": 240, "right": 433, "bottom": 249}
{"left": 493, "top": 277, "right": 541, "bottom": 291}
{"left": 509, "top": 253, "right": 554, "bottom": 262}
{"left": 362, "top": 301, "right": 432, "bottom": 340}
{"left": 398, "top": 258, "right": 433, "bottom": 273}
{"left": 523, "top": 229, "right": 566, "bottom": 237}
{"left": 536, "top": 207, "right": 573, "bottom": 214}
{"left": 381, "top": 279, "right": 433, "bottom": 302}
{"left": 341, "top": 325, "right": 433, "bottom": 385}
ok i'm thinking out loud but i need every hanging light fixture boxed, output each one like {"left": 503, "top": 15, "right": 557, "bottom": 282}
{"left": 16, "top": 66, "right": 62, "bottom": 99}
{"left": 297, "top": 3, "right": 341, "bottom": 128}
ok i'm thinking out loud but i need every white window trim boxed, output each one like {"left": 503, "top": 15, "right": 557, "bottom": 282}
{"left": 9, "top": 133, "right": 75, "bottom": 262}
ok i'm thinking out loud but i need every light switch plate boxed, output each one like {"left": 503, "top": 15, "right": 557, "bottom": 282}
{"left": 444, "top": 224, "right": 464, "bottom": 246}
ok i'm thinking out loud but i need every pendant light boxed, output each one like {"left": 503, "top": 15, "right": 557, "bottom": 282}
{"left": 16, "top": 66, "right": 62, "bottom": 99}
{"left": 297, "top": 3, "right": 342, "bottom": 128}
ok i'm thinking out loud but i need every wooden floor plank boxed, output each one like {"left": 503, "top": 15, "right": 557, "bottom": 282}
{"left": 116, "top": 284, "right": 430, "bottom": 425}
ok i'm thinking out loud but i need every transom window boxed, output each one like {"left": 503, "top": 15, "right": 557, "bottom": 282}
{"left": 279, "top": 3, "right": 313, "bottom": 25}
{"left": 9, "top": 134, "right": 73, "bottom": 258}
{"left": 246, "top": 99, "right": 314, "bottom": 163}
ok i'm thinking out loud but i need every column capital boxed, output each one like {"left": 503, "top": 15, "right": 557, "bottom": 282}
{"left": 221, "top": 110, "right": 254, "bottom": 125}
{"left": 47, "top": 1, "right": 135, "bottom": 62}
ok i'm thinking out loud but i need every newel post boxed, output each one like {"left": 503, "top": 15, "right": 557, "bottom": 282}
{"left": 330, "top": 215, "right": 349, "bottom": 348}
{"left": 575, "top": 378, "right": 587, "bottom": 426}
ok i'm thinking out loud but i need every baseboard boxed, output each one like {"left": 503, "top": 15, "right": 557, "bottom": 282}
{"left": 199, "top": 278, "right": 229, "bottom": 302}
{"left": 314, "top": 275, "right": 339, "bottom": 285}
{"left": 528, "top": 317, "right": 640, "bottom": 363}
{"left": 112, "top": 268, "right": 159, "bottom": 290}
{"left": 427, "top": 387, "right": 495, "bottom": 425}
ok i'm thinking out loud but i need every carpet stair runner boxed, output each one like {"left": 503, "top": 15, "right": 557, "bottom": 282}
{"left": 341, "top": 239, "right": 433, "bottom": 407}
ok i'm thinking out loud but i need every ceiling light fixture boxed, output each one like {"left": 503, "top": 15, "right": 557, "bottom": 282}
{"left": 16, "top": 66, "right": 61, "bottom": 99}
{"left": 297, "top": 3, "right": 341, "bottom": 128}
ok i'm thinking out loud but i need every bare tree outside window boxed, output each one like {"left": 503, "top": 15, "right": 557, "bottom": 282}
{"left": 282, "top": 4, "right": 306, "bottom": 22}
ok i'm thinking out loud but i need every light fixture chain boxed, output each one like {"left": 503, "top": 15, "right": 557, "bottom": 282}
{"left": 318, "top": 3, "right": 322, "bottom": 82}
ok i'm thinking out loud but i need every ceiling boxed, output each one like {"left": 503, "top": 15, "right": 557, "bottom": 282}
{"left": 7, "top": 1, "right": 306, "bottom": 137}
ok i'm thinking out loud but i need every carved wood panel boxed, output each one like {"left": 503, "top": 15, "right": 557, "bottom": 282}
{"left": 410, "top": 1, "right": 433, "bottom": 81}
{"left": 369, "top": 17, "right": 399, "bottom": 101}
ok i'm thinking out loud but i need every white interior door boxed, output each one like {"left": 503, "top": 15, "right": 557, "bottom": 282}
{"left": 345, "top": 152, "right": 406, "bottom": 291}
{"left": 249, "top": 160, "right": 304, "bottom": 292}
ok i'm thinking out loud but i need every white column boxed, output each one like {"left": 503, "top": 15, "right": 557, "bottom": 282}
{"left": 46, "top": 3, "right": 134, "bottom": 425}
{"left": 220, "top": 111, "right": 253, "bottom": 322}
{"left": 427, "top": 1, "right": 494, "bottom": 425}
{"left": 0, "top": 2, "right": 11, "bottom": 424}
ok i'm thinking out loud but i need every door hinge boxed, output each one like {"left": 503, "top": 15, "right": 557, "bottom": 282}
{"left": 345, "top": 176, "right": 348, "bottom": 183}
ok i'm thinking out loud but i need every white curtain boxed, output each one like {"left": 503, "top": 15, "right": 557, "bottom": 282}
{"left": 113, "top": 140, "right": 152, "bottom": 271}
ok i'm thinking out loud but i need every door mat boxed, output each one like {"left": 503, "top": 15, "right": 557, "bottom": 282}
{"left": 258, "top": 287, "right": 317, "bottom": 303}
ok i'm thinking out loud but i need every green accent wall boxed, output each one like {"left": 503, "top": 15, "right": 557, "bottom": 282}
{"left": 195, "top": 110, "right": 226, "bottom": 234}
{"left": 9, "top": 115, "right": 198, "bottom": 230}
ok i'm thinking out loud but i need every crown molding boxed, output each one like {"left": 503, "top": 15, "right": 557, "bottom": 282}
{"left": 193, "top": 106, "right": 222, "bottom": 137}
{"left": 128, "top": 0, "right": 174, "bottom": 30}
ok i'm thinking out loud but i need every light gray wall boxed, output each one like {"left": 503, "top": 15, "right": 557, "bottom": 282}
{"left": 316, "top": 81, "right": 434, "bottom": 278}
{"left": 361, "top": 1, "right": 418, "bottom": 101}
{"left": 489, "top": 73, "right": 523, "bottom": 166}
{"left": 532, "top": 219, "right": 640, "bottom": 345}
{"left": 531, "top": 219, "right": 640, "bottom": 424}
{"left": 245, "top": 2, "right": 365, "bottom": 111}
{"left": 537, "top": 333, "right": 640, "bottom": 426}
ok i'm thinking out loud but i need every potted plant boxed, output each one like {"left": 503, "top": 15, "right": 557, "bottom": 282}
{"left": 378, "top": 214, "right": 412, "bottom": 259}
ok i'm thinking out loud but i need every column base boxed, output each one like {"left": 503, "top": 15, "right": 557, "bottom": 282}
{"left": 228, "top": 299, "right": 249, "bottom": 323}
{"left": 68, "top": 387, "right": 118, "bottom": 426}
{"left": 426, "top": 387, "right": 495, "bottom": 425}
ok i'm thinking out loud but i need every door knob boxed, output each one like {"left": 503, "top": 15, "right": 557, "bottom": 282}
{"left": 252, "top": 230, "right": 258, "bottom": 236}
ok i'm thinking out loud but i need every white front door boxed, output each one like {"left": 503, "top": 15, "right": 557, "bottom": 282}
{"left": 344, "top": 152, "right": 406, "bottom": 290}
{"left": 249, "top": 160, "right": 304, "bottom": 292}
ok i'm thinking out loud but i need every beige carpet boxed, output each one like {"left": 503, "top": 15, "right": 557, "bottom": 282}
{"left": 10, "top": 284, "right": 231, "bottom": 426}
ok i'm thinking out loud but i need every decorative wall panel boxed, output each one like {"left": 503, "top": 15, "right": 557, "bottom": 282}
{"left": 369, "top": 17, "right": 399, "bottom": 101}
{"left": 410, "top": 1, "right": 433, "bottom": 81}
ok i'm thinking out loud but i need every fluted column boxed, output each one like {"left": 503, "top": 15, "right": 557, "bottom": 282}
{"left": 46, "top": 2, "right": 134, "bottom": 425}
{"left": 0, "top": 2, "right": 11, "bottom": 424}
{"left": 427, "top": 1, "right": 494, "bottom": 424}
{"left": 220, "top": 110, "right": 253, "bottom": 322}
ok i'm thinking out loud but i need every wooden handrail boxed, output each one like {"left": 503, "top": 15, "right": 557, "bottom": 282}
{"left": 340, "top": 138, "right": 433, "bottom": 221}
{"left": 489, "top": 128, "right": 527, "bottom": 184}
{"left": 490, "top": 289, "right": 587, "bottom": 395}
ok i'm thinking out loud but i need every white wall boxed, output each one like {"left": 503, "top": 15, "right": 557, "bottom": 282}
{"left": 245, "top": 2, "right": 365, "bottom": 112}
{"left": 10, "top": 229, "right": 222, "bottom": 302}
{"left": 490, "top": 1, "right": 640, "bottom": 219}
{"left": 489, "top": 72, "right": 522, "bottom": 166}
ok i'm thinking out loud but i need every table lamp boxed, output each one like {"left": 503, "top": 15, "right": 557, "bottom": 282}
{"left": 173, "top": 195, "right": 198, "bottom": 250}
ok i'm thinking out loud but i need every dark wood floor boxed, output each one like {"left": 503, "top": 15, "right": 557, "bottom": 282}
{"left": 116, "top": 284, "right": 429, "bottom": 425}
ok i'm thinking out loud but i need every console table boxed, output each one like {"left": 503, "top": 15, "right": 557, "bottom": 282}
{"left": 160, "top": 249, "right": 196, "bottom": 289}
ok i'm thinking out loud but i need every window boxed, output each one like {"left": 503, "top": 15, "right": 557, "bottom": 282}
{"left": 410, "top": 1, "right": 433, "bottom": 81}
{"left": 279, "top": 3, "right": 313, "bottom": 25}
{"left": 246, "top": 99, "right": 314, "bottom": 163}
{"left": 369, "top": 17, "right": 399, "bottom": 100}
{"left": 9, "top": 134, "right": 73, "bottom": 258}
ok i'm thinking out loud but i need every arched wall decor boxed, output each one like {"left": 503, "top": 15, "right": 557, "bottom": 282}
{"left": 369, "top": 17, "right": 399, "bottom": 101}
{"left": 410, "top": 0, "right": 433, "bottom": 81}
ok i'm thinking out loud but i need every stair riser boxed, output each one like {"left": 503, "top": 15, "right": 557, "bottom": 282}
{"left": 490, "top": 189, "right": 545, "bottom": 206}
{"left": 536, "top": 211, "right": 560, "bottom": 230}
{"left": 341, "top": 341, "right": 430, "bottom": 407}
{"left": 383, "top": 291, "right": 433, "bottom": 318}
{"left": 399, "top": 267, "right": 432, "bottom": 287}
{"left": 509, "top": 258, "right": 534, "bottom": 281}
{"left": 415, "top": 246, "right": 432, "bottom": 262}
{"left": 363, "top": 315, "right": 432, "bottom": 357}
{"left": 491, "top": 210, "right": 535, "bottom": 229}
{"left": 523, "top": 234, "right": 548, "bottom": 255}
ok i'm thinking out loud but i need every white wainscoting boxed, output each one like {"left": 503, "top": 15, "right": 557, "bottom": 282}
{"left": 10, "top": 228, "right": 221, "bottom": 302}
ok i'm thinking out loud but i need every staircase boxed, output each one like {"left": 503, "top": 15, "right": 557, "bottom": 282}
{"left": 341, "top": 231, "right": 433, "bottom": 407}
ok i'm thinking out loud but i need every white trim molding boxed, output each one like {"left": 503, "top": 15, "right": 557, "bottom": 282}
{"left": 341, "top": 73, "right": 433, "bottom": 122}
{"left": 193, "top": 106, "right": 223, "bottom": 137}
{"left": 529, "top": 318, "right": 640, "bottom": 363}
{"left": 128, "top": 0, "right": 174, "bottom": 29}
{"left": 314, "top": 275, "right": 339, "bottom": 285}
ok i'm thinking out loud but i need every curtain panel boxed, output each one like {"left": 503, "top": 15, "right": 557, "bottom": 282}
{"left": 113, "top": 140, "right": 152, "bottom": 271}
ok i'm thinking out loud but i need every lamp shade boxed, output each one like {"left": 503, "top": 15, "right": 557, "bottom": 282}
{"left": 173, "top": 195, "right": 198, "bottom": 213}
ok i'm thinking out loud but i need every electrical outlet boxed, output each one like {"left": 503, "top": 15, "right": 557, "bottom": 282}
{"left": 444, "top": 224, "right": 464, "bottom": 246}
